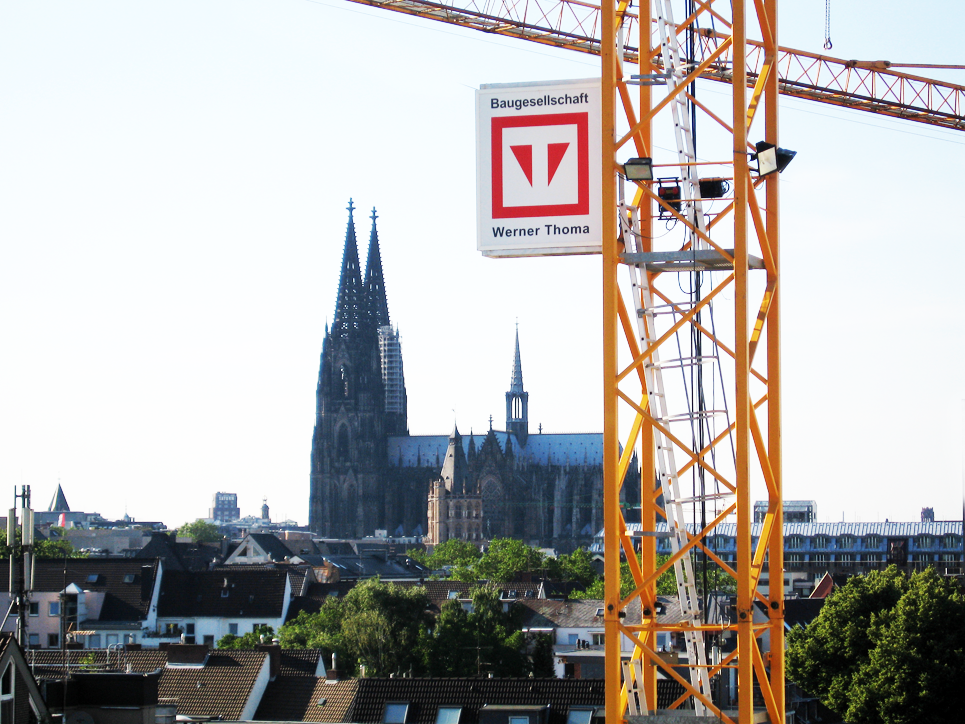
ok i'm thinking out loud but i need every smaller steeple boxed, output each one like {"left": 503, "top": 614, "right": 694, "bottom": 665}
{"left": 48, "top": 483, "right": 70, "bottom": 512}
{"left": 440, "top": 424, "right": 470, "bottom": 494}
{"left": 505, "top": 324, "right": 529, "bottom": 446}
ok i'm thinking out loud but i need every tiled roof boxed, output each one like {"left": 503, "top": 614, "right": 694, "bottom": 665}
{"left": 255, "top": 677, "right": 359, "bottom": 722}
{"left": 157, "top": 568, "right": 288, "bottom": 618}
{"left": 26, "top": 648, "right": 268, "bottom": 720}
{"left": 159, "top": 649, "right": 268, "bottom": 719}
{"left": 387, "top": 432, "right": 603, "bottom": 469}
{"left": 515, "top": 598, "right": 686, "bottom": 629}
{"left": 346, "top": 678, "right": 605, "bottom": 724}
{"left": 278, "top": 649, "right": 325, "bottom": 677}
{"left": 0, "top": 559, "right": 158, "bottom": 623}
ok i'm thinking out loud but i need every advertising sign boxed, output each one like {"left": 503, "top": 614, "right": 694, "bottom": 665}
{"left": 476, "top": 79, "right": 602, "bottom": 257}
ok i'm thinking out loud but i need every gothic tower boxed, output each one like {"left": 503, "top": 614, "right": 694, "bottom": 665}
{"left": 505, "top": 327, "right": 529, "bottom": 446}
{"left": 309, "top": 201, "right": 407, "bottom": 536}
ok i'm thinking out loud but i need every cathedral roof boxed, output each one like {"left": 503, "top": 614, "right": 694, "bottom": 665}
{"left": 387, "top": 431, "right": 602, "bottom": 468}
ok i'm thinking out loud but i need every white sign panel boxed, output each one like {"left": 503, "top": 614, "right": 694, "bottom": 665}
{"left": 476, "top": 79, "right": 602, "bottom": 257}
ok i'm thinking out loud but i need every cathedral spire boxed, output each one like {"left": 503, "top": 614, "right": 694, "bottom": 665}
{"left": 363, "top": 207, "right": 390, "bottom": 329}
{"left": 506, "top": 324, "right": 529, "bottom": 446}
{"left": 332, "top": 200, "right": 364, "bottom": 338}
{"left": 510, "top": 323, "right": 524, "bottom": 393}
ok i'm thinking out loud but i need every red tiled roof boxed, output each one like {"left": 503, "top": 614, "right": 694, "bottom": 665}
{"left": 25, "top": 648, "right": 268, "bottom": 719}
{"left": 255, "top": 677, "right": 358, "bottom": 722}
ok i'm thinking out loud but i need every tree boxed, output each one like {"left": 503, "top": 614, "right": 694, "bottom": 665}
{"left": 570, "top": 553, "right": 677, "bottom": 599}
{"left": 423, "top": 583, "right": 533, "bottom": 678}
{"left": 176, "top": 520, "right": 221, "bottom": 543}
{"left": 408, "top": 538, "right": 482, "bottom": 572}
{"left": 218, "top": 625, "right": 274, "bottom": 649}
{"left": 547, "top": 548, "right": 596, "bottom": 588}
{"left": 338, "top": 578, "right": 431, "bottom": 677}
{"left": 0, "top": 530, "right": 86, "bottom": 559}
{"left": 787, "top": 566, "right": 965, "bottom": 724}
{"left": 475, "top": 538, "right": 546, "bottom": 582}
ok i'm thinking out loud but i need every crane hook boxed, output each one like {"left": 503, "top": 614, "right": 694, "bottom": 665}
{"left": 824, "top": 0, "right": 833, "bottom": 50}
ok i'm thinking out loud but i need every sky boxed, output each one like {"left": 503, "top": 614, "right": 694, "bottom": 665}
{"left": 1, "top": 0, "right": 963, "bottom": 529}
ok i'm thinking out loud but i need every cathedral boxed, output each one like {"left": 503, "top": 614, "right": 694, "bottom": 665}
{"left": 309, "top": 202, "right": 634, "bottom": 548}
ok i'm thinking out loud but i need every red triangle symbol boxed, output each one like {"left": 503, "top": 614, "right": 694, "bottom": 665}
{"left": 547, "top": 143, "right": 570, "bottom": 185}
{"left": 511, "top": 145, "right": 534, "bottom": 186}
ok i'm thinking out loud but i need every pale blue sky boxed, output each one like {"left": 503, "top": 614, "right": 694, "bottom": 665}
{"left": 1, "top": 1, "right": 963, "bottom": 528}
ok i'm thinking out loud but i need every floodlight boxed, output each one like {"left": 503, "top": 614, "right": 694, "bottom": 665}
{"left": 752, "top": 141, "right": 796, "bottom": 176}
{"left": 623, "top": 157, "right": 654, "bottom": 181}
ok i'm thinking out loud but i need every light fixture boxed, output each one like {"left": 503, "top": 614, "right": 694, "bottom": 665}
{"left": 751, "top": 141, "right": 796, "bottom": 176}
{"left": 623, "top": 157, "right": 653, "bottom": 181}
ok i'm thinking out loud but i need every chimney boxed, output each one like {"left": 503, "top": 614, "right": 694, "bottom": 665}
{"left": 256, "top": 643, "right": 281, "bottom": 680}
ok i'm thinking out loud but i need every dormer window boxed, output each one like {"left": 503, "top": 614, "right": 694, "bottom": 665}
{"left": 123, "top": 574, "right": 136, "bottom": 584}
{"left": 383, "top": 703, "right": 409, "bottom": 724}
{"left": 436, "top": 708, "right": 462, "bottom": 724}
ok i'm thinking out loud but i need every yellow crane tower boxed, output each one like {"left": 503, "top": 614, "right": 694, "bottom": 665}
{"left": 346, "top": 1, "right": 964, "bottom": 722}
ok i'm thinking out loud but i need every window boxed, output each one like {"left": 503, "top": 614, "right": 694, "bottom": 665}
{"left": 49, "top": 601, "right": 60, "bottom": 617}
{"left": 813, "top": 536, "right": 828, "bottom": 549}
{"left": 436, "top": 708, "right": 462, "bottom": 724}
{"left": 86, "top": 574, "right": 102, "bottom": 584}
{"left": 48, "top": 633, "right": 59, "bottom": 648}
{"left": 28, "top": 602, "right": 38, "bottom": 617}
{"left": 786, "top": 554, "right": 802, "bottom": 563}
{"left": 916, "top": 536, "right": 934, "bottom": 549}
{"left": 27, "top": 634, "right": 39, "bottom": 648}
{"left": 203, "top": 635, "right": 214, "bottom": 645}
{"left": 0, "top": 665, "right": 11, "bottom": 724}
{"left": 123, "top": 574, "right": 136, "bottom": 584}
{"left": 591, "top": 633, "right": 604, "bottom": 646}
{"left": 567, "top": 709, "right": 595, "bottom": 724}
{"left": 865, "top": 535, "right": 882, "bottom": 549}
{"left": 838, "top": 536, "right": 855, "bottom": 549}
{"left": 863, "top": 554, "right": 882, "bottom": 563}
{"left": 811, "top": 553, "right": 829, "bottom": 563}
{"left": 88, "top": 635, "right": 101, "bottom": 648}
{"left": 185, "top": 623, "right": 195, "bottom": 635}
{"left": 509, "top": 717, "right": 530, "bottom": 724}
{"left": 943, "top": 535, "right": 959, "bottom": 549}
{"left": 229, "top": 623, "right": 239, "bottom": 636}
{"left": 786, "top": 536, "right": 803, "bottom": 550}
{"left": 383, "top": 703, "right": 409, "bottom": 724}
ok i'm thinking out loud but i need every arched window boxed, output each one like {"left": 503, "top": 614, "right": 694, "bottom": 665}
{"left": 336, "top": 425, "right": 350, "bottom": 460}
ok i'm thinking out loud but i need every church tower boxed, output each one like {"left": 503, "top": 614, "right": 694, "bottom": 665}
{"left": 505, "top": 327, "right": 529, "bottom": 446}
{"left": 309, "top": 201, "right": 407, "bottom": 536}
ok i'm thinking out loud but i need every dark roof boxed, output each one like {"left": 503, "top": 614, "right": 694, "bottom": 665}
{"left": 157, "top": 568, "right": 288, "bottom": 618}
{"left": 48, "top": 484, "right": 70, "bottom": 512}
{"left": 246, "top": 533, "right": 300, "bottom": 562}
{"left": 26, "top": 648, "right": 268, "bottom": 720}
{"left": 135, "top": 533, "right": 224, "bottom": 572}
{"left": 255, "top": 677, "right": 359, "bottom": 722}
{"left": 346, "top": 678, "right": 605, "bottom": 724}
{"left": 278, "top": 649, "right": 325, "bottom": 677}
{"left": 784, "top": 598, "right": 825, "bottom": 629}
{"left": 0, "top": 559, "right": 157, "bottom": 623}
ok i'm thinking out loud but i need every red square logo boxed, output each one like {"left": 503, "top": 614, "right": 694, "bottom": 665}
{"left": 491, "top": 112, "right": 590, "bottom": 219}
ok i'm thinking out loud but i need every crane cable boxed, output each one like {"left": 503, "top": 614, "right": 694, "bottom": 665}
{"left": 824, "top": 0, "right": 833, "bottom": 50}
